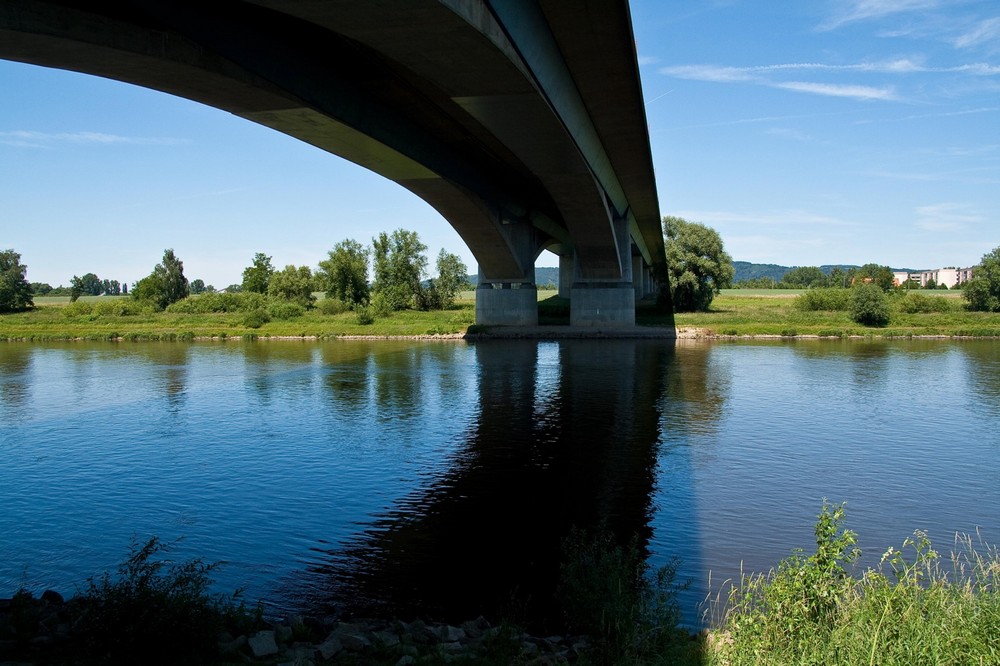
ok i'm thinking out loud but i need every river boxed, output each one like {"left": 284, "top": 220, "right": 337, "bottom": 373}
{"left": 1, "top": 338, "right": 997, "bottom": 629}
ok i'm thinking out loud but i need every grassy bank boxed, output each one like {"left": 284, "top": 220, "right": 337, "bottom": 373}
{"left": 3, "top": 289, "right": 1000, "bottom": 340}
{"left": 703, "top": 503, "right": 1000, "bottom": 666}
{"left": 660, "top": 289, "right": 1000, "bottom": 338}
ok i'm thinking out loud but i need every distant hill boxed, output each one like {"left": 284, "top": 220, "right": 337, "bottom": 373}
{"left": 465, "top": 266, "right": 560, "bottom": 289}
{"left": 732, "top": 261, "right": 916, "bottom": 283}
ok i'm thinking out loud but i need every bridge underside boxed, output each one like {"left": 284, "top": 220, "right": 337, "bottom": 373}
{"left": 0, "top": 0, "right": 667, "bottom": 326}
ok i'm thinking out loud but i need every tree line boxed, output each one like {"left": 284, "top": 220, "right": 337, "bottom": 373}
{"left": 4, "top": 221, "right": 1000, "bottom": 316}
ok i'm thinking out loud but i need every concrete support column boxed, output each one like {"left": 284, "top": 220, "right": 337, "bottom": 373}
{"left": 632, "top": 255, "right": 646, "bottom": 300}
{"left": 558, "top": 251, "right": 574, "bottom": 299}
{"left": 475, "top": 219, "right": 539, "bottom": 326}
{"left": 570, "top": 217, "right": 635, "bottom": 327}
{"left": 475, "top": 277, "right": 538, "bottom": 326}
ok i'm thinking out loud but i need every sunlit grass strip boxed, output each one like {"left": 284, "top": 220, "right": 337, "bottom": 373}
{"left": 705, "top": 506, "right": 1000, "bottom": 666}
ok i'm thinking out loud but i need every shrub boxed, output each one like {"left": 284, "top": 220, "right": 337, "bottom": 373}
{"left": 558, "top": 526, "right": 689, "bottom": 664}
{"left": 318, "top": 298, "right": 350, "bottom": 315}
{"left": 851, "top": 283, "right": 891, "bottom": 326}
{"left": 794, "top": 287, "right": 852, "bottom": 311}
{"left": 267, "top": 301, "right": 305, "bottom": 320}
{"left": 242, "top": 308, "right": 270, "bottom": 329}
{"left": 355, "top": 307, "right": 375, "bottom": 325}
{"left": 166, "top": 292, "right": 266, "bottom": 314}
{"left": 73, "top": 536, "right": 255, "bottom": 663}
{"left": 897, "top": 292, "right": 956, "bottom": 314}
{"left": 370, "top": 291, "right": 396, "bottom": 317}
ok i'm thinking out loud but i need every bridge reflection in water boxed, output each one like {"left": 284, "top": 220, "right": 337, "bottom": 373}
{"left": 292, "top": 339, "right": 688, "bottom": 630}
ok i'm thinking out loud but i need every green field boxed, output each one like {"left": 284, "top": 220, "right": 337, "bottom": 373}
{"left": 2, "top": 289, "right": 999, "bottom": 340}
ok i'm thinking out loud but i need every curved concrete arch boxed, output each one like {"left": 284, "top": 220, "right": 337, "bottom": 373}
{"left": 1, "top": 0, "right": 666, "bottom": 326}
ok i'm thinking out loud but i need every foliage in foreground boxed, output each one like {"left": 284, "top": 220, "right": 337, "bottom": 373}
{"left": 964, "top": 245, "right": 1000, "bottom": 312}
{"left": 72, "top": 536, "right": 256, "bottom": 663}
{"left": 706, "top": 502, "right": 1000, "bottom": 666}
{"left": 0, "top": 248, "right": 33, "bottom": 313}
{"left": 558, "top": 526, "right": 697, "bottom": 665}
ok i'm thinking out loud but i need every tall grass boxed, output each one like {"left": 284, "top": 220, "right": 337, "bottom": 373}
{"left": 705, "top": 503, "right": 1000, "bottom": 665}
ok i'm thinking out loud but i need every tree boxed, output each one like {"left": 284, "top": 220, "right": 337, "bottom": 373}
{"left": 30, "top": 282, "right": 53, "bottom": 295}
{"left": 101, "top": 279, "right": 122, "bottom": 296}
{"left": 851, "top": 282, "right": 890, "bottom": 326}
{"left": 317, "top": 239, "right": 370, "bottom": 307}
{"left": 419, "top": 249, "right": 468, "bottom": 310}
{"left": 131, "top": 249, "right": 189, "bottom": 309}
{"left": 371, "top": 229, "right": 428, "bottom": 310}
{"left": 267, "top": 265, "right": 315, "bottom": 307}
{"left": 782, "top": 266, "right": 826, "bottom": 288}
{"left": 663, "top": 216, "right": 734, "bottom": 312}
{"left": 241, "top": 253, "right": 274, "bottom": 294}
{"left": 963, "top": 246, "right": 1000, "bottom": 312}
{"left": 70, "top": 272, "right": 103, "bottom": 301}
{"left": 190, "top": 279, "right": 206, "bottom": 295}
{"left": 852, "top": 263, "right": 895, "bottom": 292}
{"left": 0, "top": 249, "right": 34, "bottom": 313}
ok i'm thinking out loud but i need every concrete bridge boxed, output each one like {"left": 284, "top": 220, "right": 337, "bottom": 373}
{"left": 0, "top": 0, "right": 666, "bottom": 326}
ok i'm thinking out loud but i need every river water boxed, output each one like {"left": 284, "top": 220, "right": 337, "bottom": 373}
{"left": 1, "top": 339, "right": 997, "bottom": 629}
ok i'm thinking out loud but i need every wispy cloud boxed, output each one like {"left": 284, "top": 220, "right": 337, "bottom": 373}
{"left": 954, "top": 16, "right": 1000, "bottom": 48}
{"left": 637, "top": 55, "right": 659, "bottom": 66}
{"left": 914, "top": 202, "right": 983, "bottom": 231}
{"left": 819, "top": 0, "right": 941, "bottom": 31}
{"left": 774, "top": 81, "right": 899, "bottom": 100}
{"left": 674, "top": 209, "right": 859, "bottom": 227}
{"left": 0, "top": 130, "right": 189, "bottom": 148}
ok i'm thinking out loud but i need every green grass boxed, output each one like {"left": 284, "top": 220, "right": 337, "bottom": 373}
{"left": 704, "top": 503, "right": 1000, "bottom": 666}
{"left": 5, "top": 289, "right": 1000, "bottom": 339}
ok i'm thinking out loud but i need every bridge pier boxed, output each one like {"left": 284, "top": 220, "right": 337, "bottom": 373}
{"left": 475, "top": 280, "right": 538, "bottom": 326}
{"left": 570, "top": 217, "right": 636, "bottom": 327}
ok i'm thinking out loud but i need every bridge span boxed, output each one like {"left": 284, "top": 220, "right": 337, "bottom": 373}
{"left": 1, "top": 0, "right": 667, "bottom": 326}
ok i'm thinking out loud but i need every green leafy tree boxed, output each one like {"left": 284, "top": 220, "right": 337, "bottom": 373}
{"left": 853, "top": 263, "right": 895, "bottom": 292}
{"left": 101, "top": 279, "right": 122, "bottom": 296}
{"left": 419, "top": 249, "right": 468, "bottom": 310}
{"left": 30, "top": 282, "right": 53, "bottom": 295}
{"left": 0, "top": 249, "right": 34, "bottom": 313}
{"left": 782, "top": 266, "right": 826, "bottom": 288}
{"left": 963, "top": 246, "right": 1000, "bottom": 312}
{"left": 241, "top": 252, "right": 274, "bottom": 294}
{"left": 70, "top": 272, "right": 103, "bottom": 301}
{"left": 317, "top": 239, "right": 370, "bottom": 307}
{"left": 190, "top": 279, "right": 206, "bottom": 295}
{"left": 131, "top": 249, "right": 189, "bottom": 309}
{"left": 663, "top": 216, "right": 734, "bottom": 312}
{"left": 851, "top": 282, "right": 891, "bottom": 326}
{"left": 371, "top": 229, "right": 428, "bottom": 310}
{"left": 267, "top": 265, "right": 315, "bottom": 307}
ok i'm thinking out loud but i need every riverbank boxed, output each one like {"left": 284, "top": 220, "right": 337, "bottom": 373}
{"left": 3, "top": 289, "right": 1000, "bottom": 340}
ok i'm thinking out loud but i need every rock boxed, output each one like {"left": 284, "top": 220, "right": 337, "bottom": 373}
{"left": 439, "top": 625, "right": 466, "bottom": 642}
{"left": 373, "top": 629, "right": 400, "bottom": 647}
{"left": 40, "top": 590, "right": 64, "bottom": 605}
{"left": 275, "top": 623, "right": 294, "bottom": 643}
{"left": 395, "top": 656, "right": 416, "bottom": 666}
{"left": 340, "top": 632, "right": 371, "bottom": 651}
{"left": 218, "top": 633, "right": 247, "bottom": 655}
{"left": 317, "top": 635, "right": 343, "bottom": 659}
{"left": 249, "top": 629, "right": 279, "bottom": 657}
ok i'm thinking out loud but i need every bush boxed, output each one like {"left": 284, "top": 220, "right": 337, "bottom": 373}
{"left": 558, "top": 526, "right": 689, "bottom": 664}
{"left": 166, "top": 292, "right": 267, "bottom": 314}
{"left": 73, "top": 536, "right": 255, "bottom": 663}
{"left": 794, "top": 288, "right": 852, "bottom": 311}
{"left": 242, "top": 308, "right": 270, "bottom": 329}
{"left": 897, "top": 292, "right": 957, "bottom": 314}
{"left": 267, "top": 301, "right": 305, "bottom": 320}
{"left": 851, "top": 283, "right": 891, "bottom": 326}
{"left": 318, "top": 298, "right": 350, "bottom": 315}
{"left": 355, "top": 307, "right": 375, "bottom": 325}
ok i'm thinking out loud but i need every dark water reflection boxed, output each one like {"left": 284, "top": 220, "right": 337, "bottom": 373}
{"left": 296, "top": 341, "right": 674, "bottom": 630}
{"left": 1, "top": 339, "right": 997, "bottom": 631}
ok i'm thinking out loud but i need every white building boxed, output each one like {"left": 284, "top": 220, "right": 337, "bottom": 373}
{"left": 894, "top": 266, "right": 975, "bottom": 288}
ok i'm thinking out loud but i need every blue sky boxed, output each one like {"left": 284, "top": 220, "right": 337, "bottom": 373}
{"left": 2, "top": 0, "right": 999, "bottom": 288}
